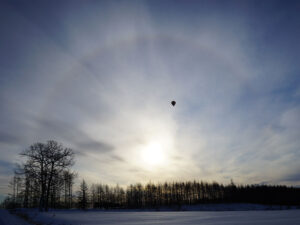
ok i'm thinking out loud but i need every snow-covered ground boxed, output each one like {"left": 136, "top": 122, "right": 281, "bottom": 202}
{"left": 0, "top": 209, "right": 31, "bottom": 225}
{"left": 19, "top": 208, "right": 300, "bottom": 225}
{"left": 179, "top": 203, "right": 299, "bottom": 211}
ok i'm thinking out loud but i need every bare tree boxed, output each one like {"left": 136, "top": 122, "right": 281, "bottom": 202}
{"left": 20, "top": 140, "right": 74, "bottom": 211}
{"left": 63, "top": 170, "right": 76, "bottom": 208}
{"left": 78, "top": 179, "right": 88, "bottom": 210}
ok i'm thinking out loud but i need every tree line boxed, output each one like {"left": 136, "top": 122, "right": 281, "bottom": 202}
{"left": 84, "top": 180, "right": 300, "bottom": 209}
{"left": 2, "top": 141, "right": 300, "bottom": 210}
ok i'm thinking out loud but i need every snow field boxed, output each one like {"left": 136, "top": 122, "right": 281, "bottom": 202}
{"left": 22, "top": 209, "right": 300, "bottom": 225}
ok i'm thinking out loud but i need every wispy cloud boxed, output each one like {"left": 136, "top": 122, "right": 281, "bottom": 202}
{"left": 0, "top": 0, "right": 299, "bottom": 194}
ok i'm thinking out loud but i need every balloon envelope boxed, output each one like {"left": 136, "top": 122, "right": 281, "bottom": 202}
{"left": 171, "top": 101, "right": 176, "bottom": 106}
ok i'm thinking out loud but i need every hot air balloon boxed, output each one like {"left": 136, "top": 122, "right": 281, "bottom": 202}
{"left": 171, "top": 101, "right": 176, "bottom": 106}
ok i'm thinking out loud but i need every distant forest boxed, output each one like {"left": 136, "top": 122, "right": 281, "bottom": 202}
{"left": 2, "top": 141, "right": 300, "bottom": 210}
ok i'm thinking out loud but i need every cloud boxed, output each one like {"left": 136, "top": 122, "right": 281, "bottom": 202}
{"left": 284, "top": 171, "right": 300, "bottom": 183}
{"left": 75, "top": 140, "right": 114, "bottom": 153}
{"left": 0, "top": 160, "right": 15, "bottom": 175}
{"left": 0, "top": 133, "right": 21, "bottom": 145}
{"left": 0, "top": 0, "right": 300, "bottom": 193}
{"left": 110, "top": 154, "right": 126, "bottom": 162}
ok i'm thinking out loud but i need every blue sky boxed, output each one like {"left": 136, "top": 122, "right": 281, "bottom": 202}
{"left": 0, "top": 0, "right": 300, "bottom": 198}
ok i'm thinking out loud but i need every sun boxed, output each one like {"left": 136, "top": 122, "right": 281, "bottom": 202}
{"left": 141, "top": 142, "right": 165, "bottom": 167}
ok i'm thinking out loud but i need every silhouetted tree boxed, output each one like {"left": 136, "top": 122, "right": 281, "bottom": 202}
{"left": 78, "top": 179, "right": 88, "bottom": 210}
{"left": 20, "top": 140, "right": 74, "bottom": 211}
{"left": 63, "top": 171, "right": 76, "bottom": 208}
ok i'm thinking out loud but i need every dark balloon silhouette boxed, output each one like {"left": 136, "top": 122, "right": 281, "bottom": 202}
{"left": 171, "top": 101, "right": 176, "bottom": 106}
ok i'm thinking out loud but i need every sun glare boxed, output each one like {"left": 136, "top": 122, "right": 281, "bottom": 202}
{"left": 141, "top": 142, "right": 165, "bottom": 167}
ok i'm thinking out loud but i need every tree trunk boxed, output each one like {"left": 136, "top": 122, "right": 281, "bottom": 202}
{"left": 45, "top": 163, "right": 54, "bottom": 211}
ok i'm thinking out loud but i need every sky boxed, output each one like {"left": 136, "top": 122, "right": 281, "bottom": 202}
{"left": 0, "top": 0, "right": 300, "bottom": 199}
